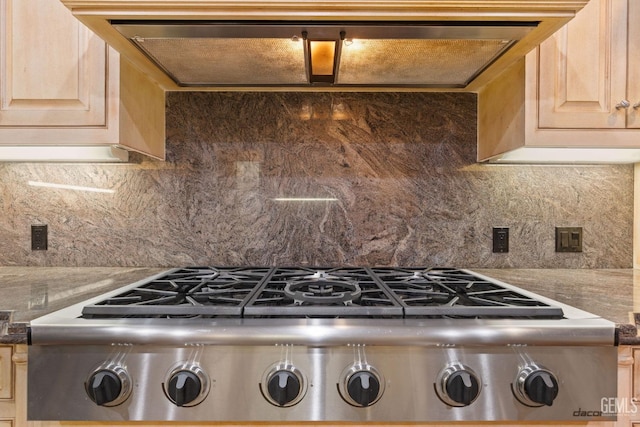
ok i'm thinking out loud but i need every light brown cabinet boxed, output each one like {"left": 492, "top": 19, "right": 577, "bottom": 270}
{"left": 0, "top": 346, "right": 11, "bottom": 400}
{"left": 0, "top": 346, "right": 13, "bottom": 426}
{"left": 534, "top": 0, "right": 639, "bottom": 131}
{"left": 478, "top": 0, "right": 640, "bottom": 161}
{"left": 0, "top": 0, "right": 118, "bottom": 143}
{"left": 0, "top": 0, "right": 165, "bottom": 159}
{"left": 616, "top": 346, "right": 636, "bottom": 427}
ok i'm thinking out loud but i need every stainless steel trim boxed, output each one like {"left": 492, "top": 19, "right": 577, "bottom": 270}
{"left": 29, "top": 317, "right": 615, "bottom": 346}
{"left": 112, "top": 22, "right": 536, "bottom": 41}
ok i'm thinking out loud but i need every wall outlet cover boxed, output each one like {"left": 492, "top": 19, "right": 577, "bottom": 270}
{"left": 555, "top": 227, "right": 582, "bottom": 252}
{"left": 493, "top": 227, "right": 509, "bottom": 253}
{"left": 31, "top": 224, "right": 48, "bottom": 251}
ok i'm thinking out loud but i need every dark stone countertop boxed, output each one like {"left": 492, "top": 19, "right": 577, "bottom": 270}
{"left": 1, "top": 267, "right": 638, "bottom": 344}
{"left": 474, "top": 269, "right": 639, "bottom": 344}
{"left": 0, "top": 267, "right": 165, "bottom": 343}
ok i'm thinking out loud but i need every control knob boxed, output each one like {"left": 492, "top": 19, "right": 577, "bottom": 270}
{"left": 262, "top": 364, "right": 306, "bottom": 407}
{"left": 339, "top": 364, "right": 384, "bottom": 407}
{"left": 163, "top": 364, "right": 209, "bottom": 407}
{"left": 514, "top": 364, "right": 559, "bottom": 407}
{"left": 436, "top": 364, "right": 481, "bottom": 407}
{"left": 85, "top": 364, "right": 132, "bottom": 407}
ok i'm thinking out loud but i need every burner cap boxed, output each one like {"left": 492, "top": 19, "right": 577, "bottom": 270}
{"left": 284, "top": 276, "right": 362, "bottom": 306}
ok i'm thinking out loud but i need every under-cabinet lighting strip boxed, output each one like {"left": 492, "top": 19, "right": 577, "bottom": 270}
{"left": 0, "top": 146, "right": 129, "bottom": 163}
{"left": 489, "top": 147, "right": 640, "bottom": 164}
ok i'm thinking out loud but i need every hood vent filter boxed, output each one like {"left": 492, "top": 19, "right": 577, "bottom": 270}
{"left": 131, "top": 38, "right": 308, "bottom": 85}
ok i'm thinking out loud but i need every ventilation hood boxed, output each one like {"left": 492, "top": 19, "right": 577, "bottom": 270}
{"left": 110, "top": 21, "right": 535, "bottom": 88}
{"left": 61, "top": 0, "right": 589, "bottom": 91}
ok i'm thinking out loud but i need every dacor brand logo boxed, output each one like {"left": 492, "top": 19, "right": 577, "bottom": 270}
{"left": 572, "top": 408, "right": 603, "bottom": 417}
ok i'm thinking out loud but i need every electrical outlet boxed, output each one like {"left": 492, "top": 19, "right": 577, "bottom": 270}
{"left": 31, "top": 225, "right": 48, "bottom": 250}
{"left": 555, "top": 227, "right": 582, "bottom": 252}
{"left": 492, "top": 227, "right": 509, "bottom": 253}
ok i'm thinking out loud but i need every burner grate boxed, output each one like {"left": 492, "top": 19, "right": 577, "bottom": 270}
{"left": 371, "top": 267, "right": 564, "bottom": 318}
{"left": 80, "top": 266, "right": 564, "bottom": 319}
{"left": 243, "top": 267, "right": 404, "bottom": 318}
{"left": 81, "top": 267, "right": 271, "bottom": 318}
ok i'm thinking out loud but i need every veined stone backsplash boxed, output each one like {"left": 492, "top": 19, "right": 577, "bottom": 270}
{"left": 0, "top": 92, "right": 633, "bottom": 267}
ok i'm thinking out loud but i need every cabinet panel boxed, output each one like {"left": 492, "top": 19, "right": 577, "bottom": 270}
{"left": 0, "top": 421, "right": 11, "bottom": 427}
{"left": 0, "top": 346, "right": 12, "bottom": 400}
{"left": 0, "top": 0, "right": 107, "bottom": 127}
{"left": 633, "top": 347, "right": 640, "bottom": 403}
{"left": 627, "top": 0, "right": 640, "bottom": 128}
{"left": 537, "top": 0, "right": 628, "bottom": 129}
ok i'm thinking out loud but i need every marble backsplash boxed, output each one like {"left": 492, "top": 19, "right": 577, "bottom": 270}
{"left": 0, "top": 92, "right": 633, "bottom": 268}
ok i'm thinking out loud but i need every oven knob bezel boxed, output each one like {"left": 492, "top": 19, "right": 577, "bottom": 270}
{"left": 513, "top": 364, "right": 559, "bottom": 407}
{"left": 163, "top": 362, "right": 210, "bottom": 407}
{"left": 261, "top": 362, "right": 307, "bottom": 407}
{"left": 85, "top": 362, "right": 132, "bottom": 407}
{"left": 338, "top": 363, "right": 385, "bottom": 407}
{"left": 435, "top": 363, "right": 482, "bottom": 407}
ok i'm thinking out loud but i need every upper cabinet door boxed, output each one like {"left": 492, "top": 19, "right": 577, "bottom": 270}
{"left": 627, "top": 0, "right": 640, "bottom": 128}
{"left": 1, "top": 0, "right": 106, "bottom": 126}
{"left": 0, "top": 0, "right": 119, "bottom": 144}
{"left": 536, "top": 0, "right": 628, "bottom": 129}
{"left": 0, "top": 0, "right": 165, "bottom": 158}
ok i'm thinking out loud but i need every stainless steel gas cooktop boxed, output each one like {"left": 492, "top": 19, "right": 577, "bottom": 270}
{"left": 28, "top": 267, "right": 617, "bottom": 423}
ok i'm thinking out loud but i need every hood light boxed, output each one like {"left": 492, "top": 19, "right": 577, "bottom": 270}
{"left": 309, "top": 41, "right": 337, "bottom": 76}
{"left": 303, "top": 31, "right": 345, "bottom": 84}
{"left": 0, "top": 145, "right": 129, "bottom": 163}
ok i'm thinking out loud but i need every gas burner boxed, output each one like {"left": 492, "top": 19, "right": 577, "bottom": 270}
{"left": 394, "top": 271, "right": 435, "bottom": 291}
{"left": 244, "top": 267, "right": 403, "bottom": 318}
{"left": 81, "top": 267, "right": 270, "bottom": 318}
{"left": 371, "top": 267, "right": 564, "bottom": 318}
{"left": 283, "top": 271, "right": 362, "bottom": 305}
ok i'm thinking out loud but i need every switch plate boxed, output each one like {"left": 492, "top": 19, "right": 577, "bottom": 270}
{"left": 555, "top": 227, "right": 582, "bottom": 252}
{"left": 492, "top": 227, "right": 509, "bottom": 253}
{"left": 31, "top": 225, "right": 48, "bottom": 251}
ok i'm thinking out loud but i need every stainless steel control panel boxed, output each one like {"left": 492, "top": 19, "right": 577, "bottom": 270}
{"left": 28, "top": 344, "right": 617, "bottom": 422}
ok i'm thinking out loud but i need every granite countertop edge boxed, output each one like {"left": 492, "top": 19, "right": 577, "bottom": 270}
{"left": 616, "top": 323, "right": 639, "bottom": 345}
{"left": 1, "top": 267, "right": 638, "bottom": 345}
